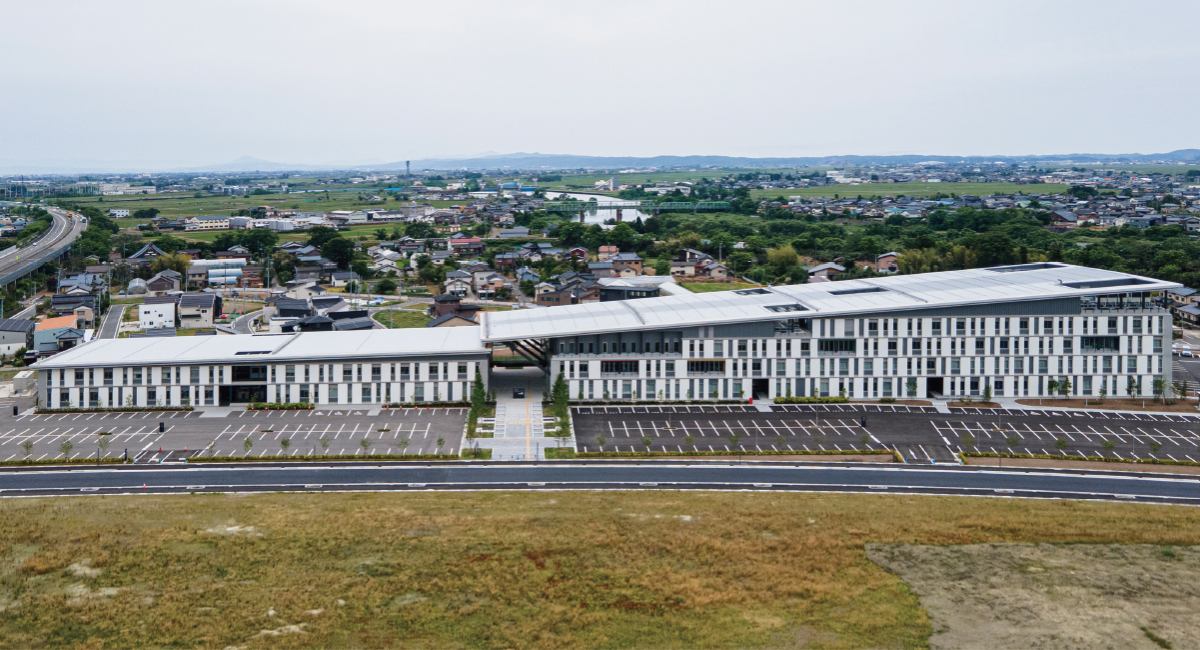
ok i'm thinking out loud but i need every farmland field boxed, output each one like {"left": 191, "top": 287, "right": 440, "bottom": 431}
{"left": 2, "top": 492, "right": 1199, "bottom": 649}
{"left": 751, "top": 181, "right": 1070, "bottom": 200}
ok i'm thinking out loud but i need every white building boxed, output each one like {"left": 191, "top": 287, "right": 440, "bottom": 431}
{"left": 108, "top": 209, "right": 130, "bottom": 218}
{"left": 33, "top": 328, "right": 489, "bottom": 408}
{"left": 481, "top": 263, "right": 1178, "bottom": 402}
{"left": 139, "top": 303, "right": 176, "bottom": 330}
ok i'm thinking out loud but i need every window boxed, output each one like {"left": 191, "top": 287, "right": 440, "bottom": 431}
{"left": 714, "top": 341, "right": 724, "bottom": 357}
{"left": 400, "top": 363, "right": 411, "bottom": 381}
{"left": 458, "top": 363, "right": 468, "bottom": 380}
{"left": 132, "top": 368, "right": 143, "bottom": 385}
{"left": 372, "top": 364, "right": 382, "bottom": 381}
{"left": 232, "top": 365, "right": 267, "bottom": 382}
{"left": 1019, "top": 318, "right": 1029, "bottom": 335}
{"left": 341, "top": 365, "right": 350, "bottom": 382}
{"left": 687, "top": 360, "right": 725, "bottom": 374}
{"left": 329, "top": 385, "right": 339, "bottom": 401}
{"left": 817, "top": 339, "right": 856, "bottom": 354}
{"left": 955, "top": 319, "right": 966, "bottom": 336}
{"left": 285, "top": 365, "right": 295, "bottom": 382}
{"left": 104, "top": 368, "right": 114, "bottom": 385}
{"left": 868, "top": 320, "right": 879, "bottom": 336}
{"left": 602, "top": 360, "right": 639, "bottom": 374}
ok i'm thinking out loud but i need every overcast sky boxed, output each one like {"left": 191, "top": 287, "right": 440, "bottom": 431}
{"left": 3, "top": 0, "right": 1199, "bottom": 169}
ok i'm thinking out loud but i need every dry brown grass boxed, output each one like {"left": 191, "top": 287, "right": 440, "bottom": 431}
{"left": 3, "top": 493, "right": 1200, "bottom": 649}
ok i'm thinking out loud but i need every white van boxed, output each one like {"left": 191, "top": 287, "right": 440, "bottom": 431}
{"left": 1183, "top": 344, "right": 1194, "bottom": 358}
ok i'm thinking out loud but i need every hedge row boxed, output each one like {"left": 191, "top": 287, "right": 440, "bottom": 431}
{"left": 0, "top": 457, "right": 126, "bottom": 467}
{"left": 187, "top": 453, "right": 461, "bottom": 463}
{"left": 248, "top": 402, "right": 313, "bottom": 411}
{"left": 382, "top": 401, "right": 470, "bottom": 409}
{"left": 570, "top": 399, "right": 749, "bottom": 406}
{"left": 35, "top": 406, "right": 193, "bottom": 414}
{"left": 773, "top": 396, "right": 851, "bottom": 404}
{"left": 576, "top": 449, "right": 891, "bottom": 459}
{"left": 962, "top": 451, "right": 1200, "bottom": 468}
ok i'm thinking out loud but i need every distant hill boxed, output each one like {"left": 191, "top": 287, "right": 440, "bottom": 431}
{"left": 387, "top": 150, "right": 1200, "bottom": 171}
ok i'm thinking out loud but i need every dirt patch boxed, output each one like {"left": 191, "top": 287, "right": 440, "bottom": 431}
{"left": 1016, "top": 398, "right": 1200, "bottom": 413}
{"left": 963, "top": 456, "right": 1200, "bottom": 476}
{"left": 867, "top": 543, "right": 1200, "bottom": 650}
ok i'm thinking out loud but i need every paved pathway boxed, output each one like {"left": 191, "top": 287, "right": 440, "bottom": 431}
{"left": 485, "top": 367, "right": 559, "bottom": 460}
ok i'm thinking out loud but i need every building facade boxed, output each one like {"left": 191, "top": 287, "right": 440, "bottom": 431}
{"left": 482, "top": 263, "right": 1177, "bottom": 402}
{"left": 34, "top": 329, "right": 488, "bottom": 408}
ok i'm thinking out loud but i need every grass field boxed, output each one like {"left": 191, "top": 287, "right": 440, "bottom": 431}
{"left": 751, "top": 182, "right": 1070, "bottom": 201}
{"left": 70, "top": 193, "right": 464, "bottom": 223}
{"left": 679, "top": 281, "right": 756, "bottom": 293}
{"left": 2, "top": 492, "right": 1200, "bottom": 649}
{"left": 371, "top": 310, "right": 430, "bottom": 328}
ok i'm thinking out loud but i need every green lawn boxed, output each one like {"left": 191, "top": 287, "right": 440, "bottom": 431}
{"left": 751, "top": 181, "right": 1070, "bottom": 200}
{"left": 679, "top": 281, "right": 756, "bottom": 293}
{"left": 372, "top": 310, "right": 430, "bottom": 328}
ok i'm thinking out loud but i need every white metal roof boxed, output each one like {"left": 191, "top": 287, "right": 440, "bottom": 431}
{"left": 481, "top": 264, "right": 1180, "bottom": 341}
{"left": 32, "top": 328, "right": 485, "bottom": 369}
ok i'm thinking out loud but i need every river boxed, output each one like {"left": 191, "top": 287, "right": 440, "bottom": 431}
{"left": 543, "top": 191, "right": 650, "bottom": 224}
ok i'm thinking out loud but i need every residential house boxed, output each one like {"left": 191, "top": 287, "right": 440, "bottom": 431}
{"left": 146, "top": 269, "right": 182, "bottom": 296}
{"left": 1177, "top": 304, "right": 1200, "bottom": 327}
{"left": 178, "top": 293, "right": 222, "bottom": 329}
{"left": 875, "top": 252, "right": 900, "bottom": 274}
{"left": 429, "top": 294, "right": 480, "bottom": 321}
{"left": 427, "top": 313, "right": 477, "bottom": 327}
{"left": 330, "top": 271, "right": 360, "bottom": 288}
{"left": 805, "top": 262, "right": 845, "bottom": 279}
{"left": 597, "top": 245, "right": 620, "bottom": 261}
{"left": 126, "top": 242, "right": 166, "bottom": 265}
{"left": 515, "top": 266, "right": 540, "bottom": 283}
{"left": 1168, "top": 287, "right": 1200, "bottom": 307}
{"left": 498, "top": 226, "right": 530, "bottom": 238}
{"left": 443, "top": 270, "right": 472, "bottom": 297}
{"left": 0, "top": 318, "right": 35, "bottom": 355}
{"left": 139, "top": 300, "right": 176, "bottom": 330}
{"left": 449, "top": 237, "right": 484, "bottom": 256}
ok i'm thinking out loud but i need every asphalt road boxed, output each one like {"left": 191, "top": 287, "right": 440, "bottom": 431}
{"left": 2, "top": 407, "right": 468, "bottom": 462}
{"left": 1, "top": 462, "right": 1198, "bottom": 505}
{"left": 97, "top": 304, "right": 126, "bottom": 339}
{"left": 574, "top": 403, "right": 1200, "bottom": 463}
{"left": 232, "top": 309, "right": 262, "bottom": 334}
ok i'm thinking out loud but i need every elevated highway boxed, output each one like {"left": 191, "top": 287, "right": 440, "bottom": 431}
{"left": 0, "top": 206, "right": 85, "bottom": 288}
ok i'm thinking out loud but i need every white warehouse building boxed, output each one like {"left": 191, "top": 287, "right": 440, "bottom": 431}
{"left": 480, "top": 263, "right": 1179, "bottom": 402}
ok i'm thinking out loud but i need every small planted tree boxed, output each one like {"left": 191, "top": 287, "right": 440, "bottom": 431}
{"left": 684, "top": 434, "right": 694, "bottom": 452}
{"left": 961, "top": 432, "right": 976, "bottom": 451}
{"left": 360, "top": 438, "right": 372, "bottom": 454}
{"left": 776, "top": 435, "right": 785, "bottom": 450}
{"left": 1101, "top": 440, "right": 1116, "bottom": 453}
{"left": 1058, "top": 378, "right": 1071, "bottom": 400}
{"left": 906, "top": 378, "right": 918, "bottom": 398}
{"left": 59, "top": 441, "right": 74, "bottom": 459}
{"left": 730, "top": 433, "right": 742, "bottom": 449}
{"left": 1150, "top": 440, "right": 1162, "bottom": 454}
{"left": 981, "top": 382, "right": 993, "bottom": 405}
{"left": 1152, "top": 378, "right": 1166, "bottom": 403}
{"left": 436, "top": 436, "right": 446, "bottom": 453}
{"left": 21, "top": 439, "right": 33, "bottom": 458}
{"left": 641, "top": 436, "right": 653, "bottom": 455}
{"left": 1005, "top": 435, "right": 1020, "bottom": 456}
{"left": 319, "top": 436, "right": 331, "bottom": 454}
{"left": 244, "top": 436, "right": 253, "bottom": 454}
{"left": 595, "top": 435, "right": 606, "bottom": 453}
{"left": 1047, "top": 379, "right": 1059, "bottom": 399}
{"left": 1098, "top": 385, "right": 1107, "bottom": 404}
{"left": 280, "top": 438, "right": 291, "bottom": 454}
{"left": 97, "top": 435, "right": 110, "bottom": 458}
{"left": 397, "top": 438, "right": 410, "bottom": 455}
{"left": 1127, "top": 376, "right": 1139, "bottom": 397}
{"left": 1055, "top": 437, "right": 1068, "bottom": 451}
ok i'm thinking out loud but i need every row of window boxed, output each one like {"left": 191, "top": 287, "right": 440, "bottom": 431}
{"left": 48, "top": 362, "right": 473, "bottom": 387}
{"left": 570, "top": 355, "right": 1162, "bottom": 379}
{"left": 816, "top": 314, "right": 1164, "bottom": 338}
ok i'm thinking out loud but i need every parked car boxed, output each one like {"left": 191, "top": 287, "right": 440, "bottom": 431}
{"left": 1183, "top": 345, "right": 1193, "bottom": 358}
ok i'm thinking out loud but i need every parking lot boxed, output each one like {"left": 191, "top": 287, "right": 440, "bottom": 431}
{"left": 0, "top": 407, "right": 468, "bottom": 463}
{"left": 572, "top": 406, "right": 1200, "bottom": 464}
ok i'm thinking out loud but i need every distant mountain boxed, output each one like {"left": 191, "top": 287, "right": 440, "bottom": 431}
{"left": 4, "top": 149, "right": 1200, "bottom": 176}
{"left": 389, "top": 150, "right": 1200, "bottom": 171}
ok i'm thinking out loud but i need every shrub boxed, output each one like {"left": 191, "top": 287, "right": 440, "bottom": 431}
{"left": 773, "top": 396, "right": 851, "bottom": 404}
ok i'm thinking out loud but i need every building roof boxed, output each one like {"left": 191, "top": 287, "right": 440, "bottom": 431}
{"left": 480, "top": 263, "right": 1181, "bottom": 342}
{"left": 36, "top": 314, "right": 78, "bottom": 331}
{"left": 0, "top": 318, "right": 35, "bottom": 334}
{"left": 31, "top": 328, "right": 486, "bottom": 369}
{"left": 1170, "top": 287, "right": 1199, "bottom": 297}
{"left": 331, "top": 316, "right": 376, "bottom": 331}
{"left": 427, "top": 313, "right": 476, "bottom": 327}
{"left": 179, "top": 293, "right": 217, "bottom": 308}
